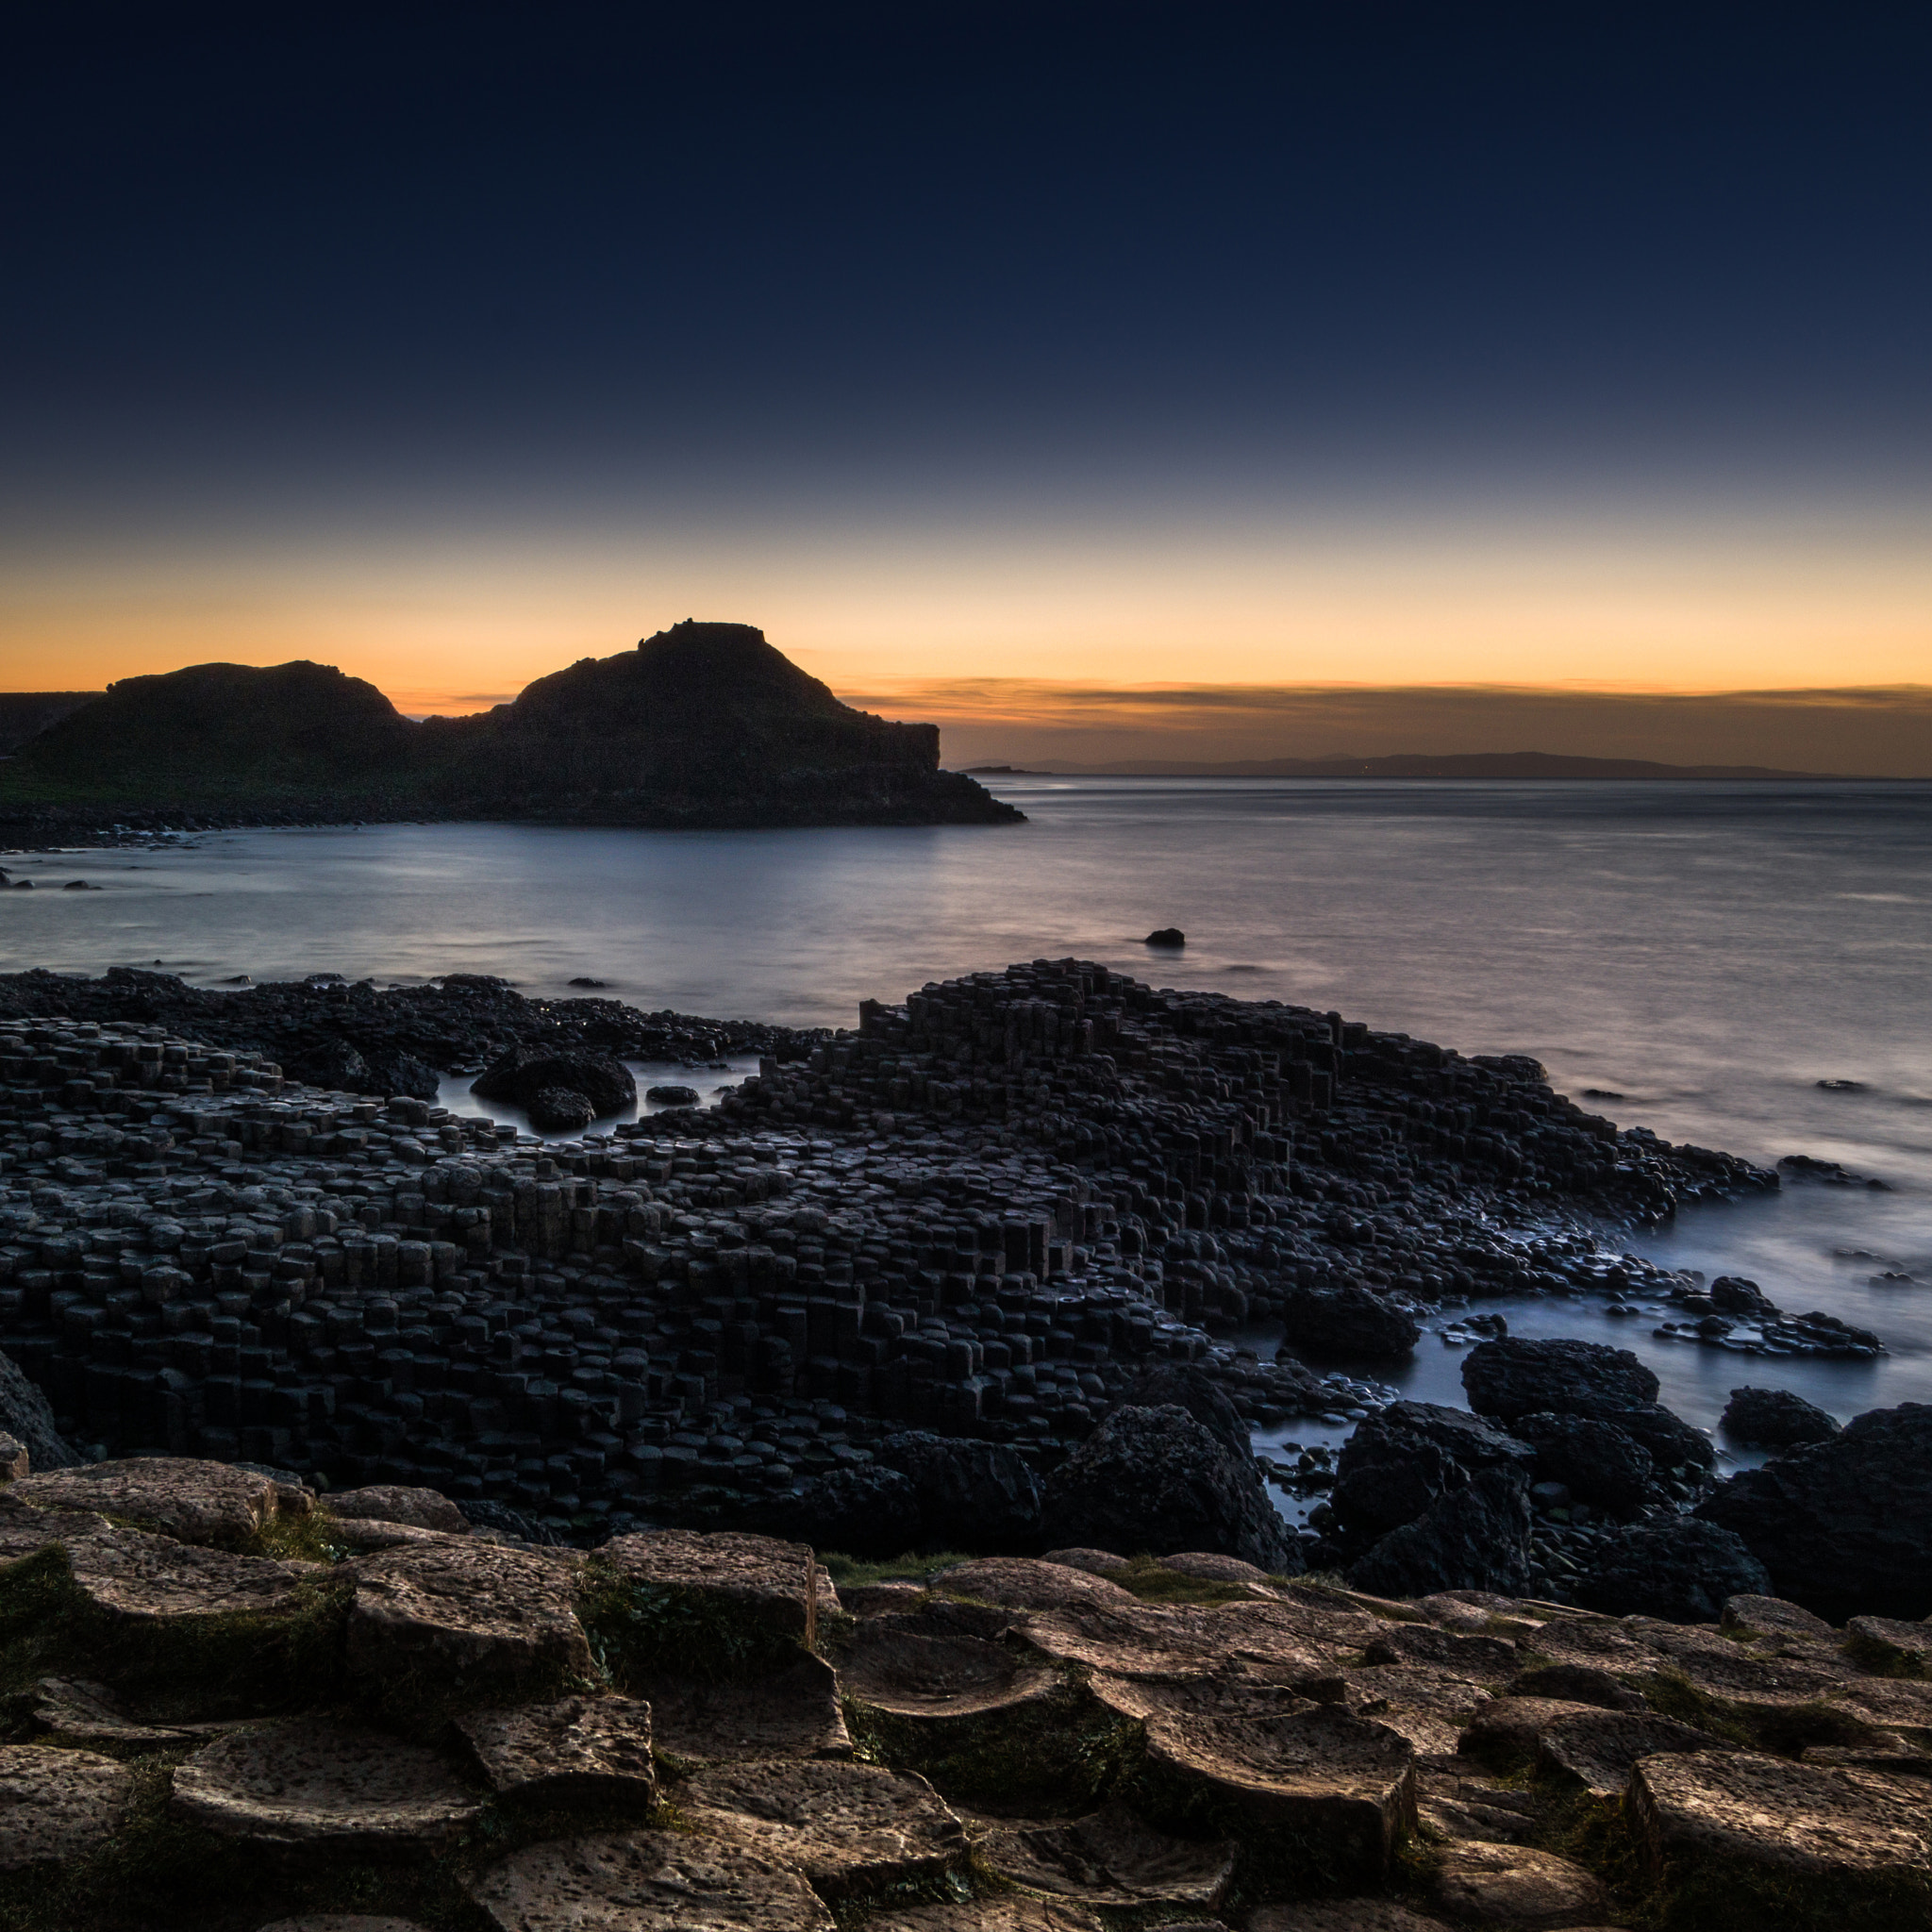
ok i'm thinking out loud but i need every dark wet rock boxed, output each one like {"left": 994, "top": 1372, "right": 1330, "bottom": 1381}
{"left": 645, "top": 1083, "right": 700, "bottom": 1106}
{"left": 1348, "top": 1469, "right": 1534, "bottom": 1598}
{"left": 567, "top": 977, "right": 608, "bottom": 989}
{"left": 1330, "top": 1402, "right": 1536, "bottom": 1541}
{"left": 1708, "top": 1275, "right": 1779, "bottom": 1319}
{"left": 527, "top": 1086, "right": 596, "bottom": 1132}
{"left": 870, "top": 1432, "right": 1043, "bottom": 1552}
{"left": 1462, "top": 1338, "right": 1659, "bottom": 1423}
{"left": 1040, "top": 1404, "right": 1300, "bottom": 1573}
{"left": 752, "top": 1463, "right": 922, "bottom": 1559}
{"left": 1721, "top": 1386, "right": 1840, "bottom": 1448}
{"left": 1697, "top": 1402, "right": 1932, "bottom": 1620}
{"left": 1595, "top": 1400, "right": 1716, "bottom": 1474}
{"left": 458, "top": 1499, "right": 558, "bottom": 1545}
{"left": 1509, "top": 1412, "right": 1656, "bottom": 1512}
{"left": 1573, "top": 1518, "right": 1771, "bottom": 1623}
{"left": 1143, "top": 928, "right": 1185, "bottom": 947}
{"left": 1279, "top": 1282, "right": 1420, "bottom": 1358}
{"left": 472, "top": 1043, "right": 637, "bottom": 1118}
{"left": 1122, "top": 1363, "right": 1256, "bottom": 1454}
{"left": 0, "top": 1349, "right": 76, "bottom": 1473}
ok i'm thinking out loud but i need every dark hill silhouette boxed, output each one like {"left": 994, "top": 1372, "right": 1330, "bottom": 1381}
{"left": 0, "top": 624, "right": 1020, "bottom": 829}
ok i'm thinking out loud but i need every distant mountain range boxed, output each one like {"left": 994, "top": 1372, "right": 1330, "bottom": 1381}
{"left": 0, "top": 623, "right": 1021, "bottom": 829}
{"left": 959, "top": 752, "right": 1866, "bottom": 779}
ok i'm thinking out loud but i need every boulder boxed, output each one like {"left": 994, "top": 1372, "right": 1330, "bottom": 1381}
{"left": 750, "top": 1464, "right": 921, "bottom": 1560}
{"left": 1040, "top": 1404, "right": 1300, "bottom": 1573}
{"left": 1508, "top": 1412, "right": 1656, "bottom": 1512}
{"left": 1348, "top": 1469, "right": 1534, "bottom": 1599}
{"left": 645, "top": 1083, "right": 701, "bottom": 1106}
{"left": 0, "top": 1746, "right": 132, "bottom": 1870}
{"left": 870, "top": 1431, "right": 1043, "bottom": 1551}
{"left": 171, "top": 1717, "right": 481, "bottom": 1850}
{"left": 8, "top": 1457, "right": 278, "bottom": 1547}
{"left": 1461, "top": 1338, "right": 1659, "bottom": 1423}
{"left": 471, "top": 1044, "right": 636, "bottom": 1118}
{"left": 1720, "top": 1386, "right": 1840, "bottom": 1448}
{"left": 1574, "top": 1519, "right": 1770, "bottom": 1623}
{"left": 527, "top": 1087, "right": 595, "bottom": 1132}
{"left": 1696, "top": 1402, "right": 1932, "bottom": 1620}
{"left": 1279, "top": 1283, "right": 1420, "bottom": 1358}
{"left": 0, "top": 1351, "right": 74, "bottom": 1472}
{"left": 1594, "top": 1400, "right": 1716, "bottom": 1474}
{"left": 1330, "top": 1402, "right": 1535, "bottom": 1540}
{"left": 456, "top": 1693, "right": 656, "bottom": 1806}
{"left": 329, "top": 1485, "right": 471, "bottom": 1535}
{"left": 464, "top": 1833, "right": 834, "bottom": 1932}
{"left": 1143, "top": 928, "right": 1186, "bottom": 947}
{"left": 679, "top": 1757, "right": 969, "bottom": 1898}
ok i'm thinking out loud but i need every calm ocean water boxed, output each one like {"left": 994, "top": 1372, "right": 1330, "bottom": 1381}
{"left": 6, "top": 778, "right": 1929, "bottom": 1446}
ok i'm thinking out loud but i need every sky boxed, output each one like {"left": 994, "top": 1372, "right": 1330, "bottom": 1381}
{"left": 4, "top": 4, "right": 1930, "bottom": 767}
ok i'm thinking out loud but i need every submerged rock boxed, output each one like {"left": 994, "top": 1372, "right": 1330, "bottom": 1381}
{"left": 472, "top": 1043, "right": 637, "bottom": 1118}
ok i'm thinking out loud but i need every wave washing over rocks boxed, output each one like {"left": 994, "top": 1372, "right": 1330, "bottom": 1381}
{"left": 0, "top": 1457, "right": 1924, "bottom": 1929}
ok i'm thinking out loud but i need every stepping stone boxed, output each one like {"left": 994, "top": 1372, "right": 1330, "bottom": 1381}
{"left": 841, "top": 1624, "right": 1061, "bottom": 1729}
{"left": 0, "top": 1745, "right": 134, "bottom": 1870}
{"left": 681, "top": 1757, "right": 968, "bottom": 1895}
{"left": 864, "top": 1902, "right": 1104, "bottom": 1932}
{"left": 1360, "top": 1623, "right": 1520, "bottom": 1680}
{"left": 456, "top": 1693, "right": 655, "bottom": 1806}
{"left": 1536, "top": 1708, "right": 1730, "bottom": 1798}
{"left": 638, "top": 1654, "right": 852, "bottom": 1763}
{"left": 597, "top": 1530, "right": 827, "bottom": 1651}
{"left": 1337, "top": 1664, "right": 1476, "bottom": 1758}
{"left": 1019, "top": 1598, "right": 1326, "bottom": 1686}
{"left": 1429, "top": 1840, "right": 1609, "bottom": 1926}
{"left": 1722, "top": 1593, "right": 1835, "bottom": 1638}
{"left": 256, "top": 1921, "right": 429, "bottom": 1931}
{"left": 1505, "top": 1664, "right": 1648, "bottom": 1711}
{"left": 938, "top": 1557, "right": 1136, "bottom": 1612}
{"left": 329, "top": 1486, "right": 472, "bottom": 1535}
{"left": 8, "top": 1457, "right": 280, "bottom": 1547}
{"left": 171, "top": 1716, "right": 482, "bottom": 1851}
{"left": 31, "top": 1676, "right": 237, "bottom": 1747}
{"left": 349, "top": 1539, "right": 591, "bottom": 1703}
{"left": 1251, "top": 1906, "right": 1453, "bottom": 1932}
{"left": 1096, "top": 1681, "right": 1416, "bottom": 1883}
{"left": 1159, "top": 1550, "right": 1274, "bottom": 1585}
{"left": 1630, "top": 1749, "right": 1932, "bottom": 1887}
{"left": 1039, "top": 1548, "right": 1130, "bottom": 1575}
{"left": 465, "top": 1831, "right": 834, "bottom": 1931}
{"left": 1415, "top": 1764, "right": 1543, "bottom": 1845}
{"left": 978, "top": 1801, "right": 1235, "bottom": 1907}
{"left": 1847, "top": 1614, "right": 1932, "bottom": 1673}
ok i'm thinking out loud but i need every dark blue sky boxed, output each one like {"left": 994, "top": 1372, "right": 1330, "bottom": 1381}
{"left": 5, "top": 3, "right": 1930, "bottom": 708}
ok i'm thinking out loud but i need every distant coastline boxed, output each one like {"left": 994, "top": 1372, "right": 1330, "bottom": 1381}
{"left": 958, "top": 751, "right": 1895, "bottom": 780}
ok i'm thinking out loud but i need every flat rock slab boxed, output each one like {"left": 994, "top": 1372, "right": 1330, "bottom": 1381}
{"left": 9, "top": 1457, "right": 278, "bottom": 1546}
{"left": 681, "top": 1757, "right": 969, "bottom": 1897}
{"left": 639, "top": 1654, "right": 851, "bottom": 1763}
{"left": 32, "top": 1676, "right": 237, "bottom": 1746}
{"left": 1360, "top": 1623, "right": 1519, "bottom": 1680}
{"left": 1415, "top": 1765, "right": 1544, "bottom": 1845}
{"left": 1460, "top": 1697, "right": 1607, "bottom": 1766}
{"left": 329, "top": 1486, "right": 472, "bottom": 1535}
{"left": 256, "top": 1921, "right": 430, "bottom": 1931}
{"left": 1723, "top": 1594, "right": 1835, "bottom": 1637}
{"left": 1848, "top": 1614, "right": 1932, "bottom": 1672}
{"left": 939, "top": 1558, "right": 1137, "bottom": 1613}
{"left": 841, "top": 1624, "right": 1061, "bottom": 1723}
{"left": 599, "top": 1530, "right": 824, "bottom": 1648}
{"left": 979, "top": 1801, "right": 1234, "bottom": 1907}
{"left": 864, "top": 1902, "right": 1105, "bottom": 1932}
{"left": 465, "top": 1831, "right": 834, "bottom": 1931}
{"left": 1039, "top": 1548, "right": 1130, "bottom": 1575}
{"left": 1630, "top": 1748, "right": 1932, "bottom": 1882}
{"left": 457, "top": 1694, "right": 655, "bottom": 1805}
{"left": 1021, "top": 1599, "right": 1326, "bottom": 1686}
{"left": 1537, "top": 1709, "right": 1730, "bottom": 1798}
{"left": 1251, "top": 1906, "right": 1453, "bottom": 1932}
{"left": 1430, "top": 1840, "right": 1610, "bottom": 1927}
{"left": 349, "top": 1539, "right": 590, "bottom": 1698}
{"left": 1160, "top": 1550, "right": 1276, "bottom": 1585}
{"left": 172, "top": 1716, "right": 481, "bottom": 1851}
{"left": 1098, "top": 1682, "right": 1416, "bottom": 1881}
{"left": 58, "top": 1524, "right": 320, "bottom": 1627}
{"left": 0, "top": 1745, "right": 134, "bottom": 1870}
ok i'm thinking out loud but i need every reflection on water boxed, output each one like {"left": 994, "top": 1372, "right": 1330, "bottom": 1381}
{"left": 5, "top": 778, "right": 1927, "bottom": 1429}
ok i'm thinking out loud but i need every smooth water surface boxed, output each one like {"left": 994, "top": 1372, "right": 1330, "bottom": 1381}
{"left": 6, "top": 778, "right": 1929, "bottom": 1427}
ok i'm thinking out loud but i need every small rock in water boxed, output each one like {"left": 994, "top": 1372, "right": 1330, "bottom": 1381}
{"left": 1143, "top": 927, "right": 1185, "bottom": 947}
{"left": 645, "top": 1083, "right": 701, "bottom": 1106}
{"left": 566, "top": 976, "right": 608, "bottom": 989}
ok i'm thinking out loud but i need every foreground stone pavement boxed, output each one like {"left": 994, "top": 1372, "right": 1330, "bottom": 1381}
{"left": 0, "top": 1457, "right": 1923, "bottom": 1929}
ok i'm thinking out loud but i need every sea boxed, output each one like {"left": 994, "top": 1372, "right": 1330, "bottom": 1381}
{"left": 5, "top": 777, "right": 1929, "bottom": 1476}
